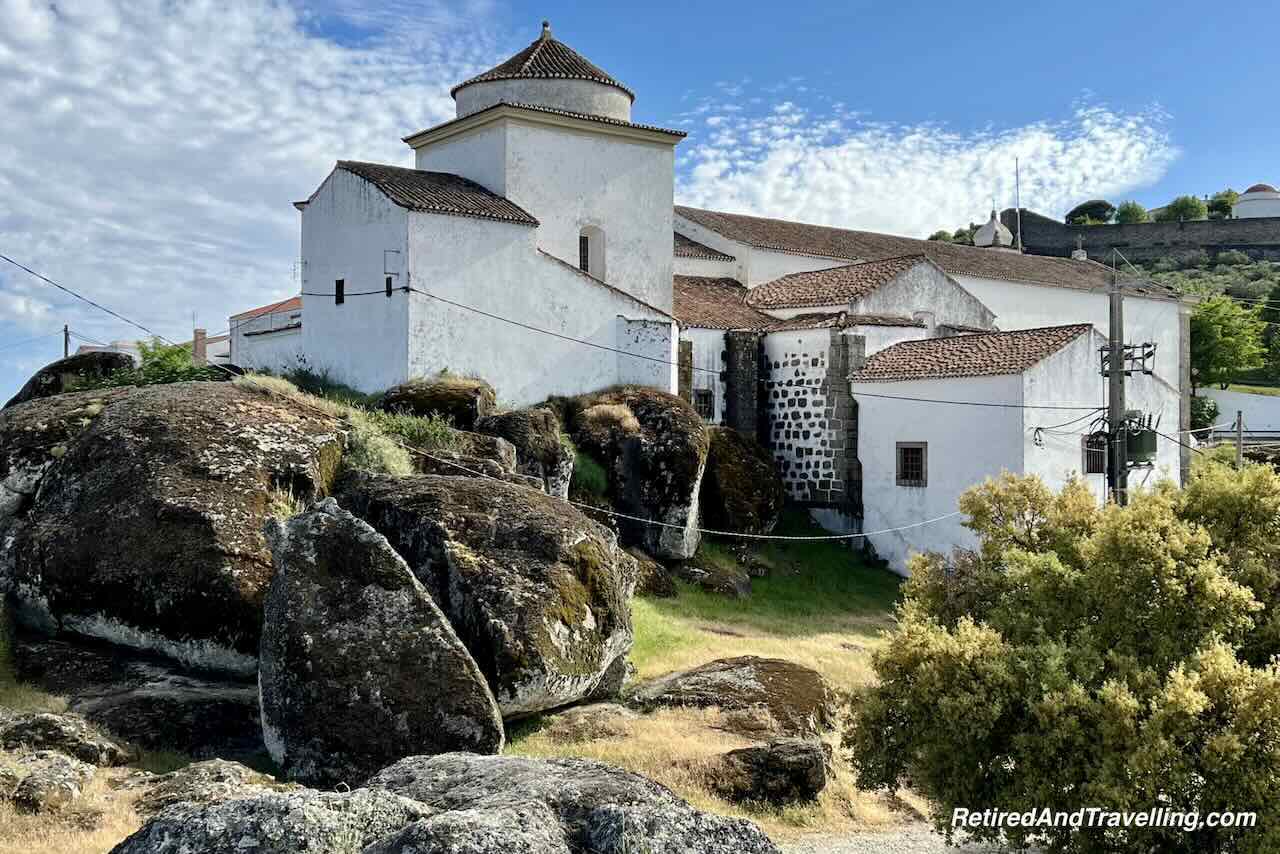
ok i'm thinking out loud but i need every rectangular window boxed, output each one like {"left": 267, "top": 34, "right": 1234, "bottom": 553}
{"left": 385, "top": 275, "right": 393, "bottom": 298}
{"left": 896, "top": 442, "right": 927, "bottom": 487}
{"left": 1083, "top": 433, "right": 1107, "bottom": 475}
{"left": 579, "top": 234, "right": 590, "bottom": 273}
{"left": 693, "top": 388, "right": 714, "bottom": 421}
{"left": 335, "top": 279, "right": 345, "bottom": 305}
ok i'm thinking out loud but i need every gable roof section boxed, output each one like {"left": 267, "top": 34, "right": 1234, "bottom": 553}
{"left": 336, "top": 161, "right": 538, "bottom": 226}
{"left": 230, "top": 295, "right": 302, "bottom": 322}
{"left": 540, "top": 250, "right": 673, "bottom": 320}
{"left": 673, "top": 276, "right": 769, "bottom": 330}
{"left": 452, "top": 32, "right": 635, "bottom": 101}
{"left": 676, "top": 205, "right": 1177, "bottom": 296}
{"left": 745, "top": 254, "right": 925, "bottom": 309}
{"left": 764, "top": 312, "right": 925, "bottom": 332}
{"left": 674, "top": 232, "right": 735, "bottom": 261}
{"left": 852, "top": 324, "right": 1094, "bottom": 382}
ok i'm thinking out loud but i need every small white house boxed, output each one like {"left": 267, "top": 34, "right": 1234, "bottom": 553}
{"left": 228, "top": 296, "right": 303, "bottom": 375}
{"left": 852, "top": 324, "right": 1110, "bottom": 572}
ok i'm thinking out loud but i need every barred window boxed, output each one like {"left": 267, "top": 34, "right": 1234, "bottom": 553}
{"left": 896, "top": 442, "right": 927, "bottom": 487}
{"left": 693, "top": 388, "right": 714, "bottom": 421}
{"left": 579, "top": 234, "right": 590, "bottom": 272}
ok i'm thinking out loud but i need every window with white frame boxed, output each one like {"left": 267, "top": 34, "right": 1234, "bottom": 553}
{"left": 896, "top": 442, "right": 927, "bottom": 487}
{"left": 578, "top": 226, "right": 605, "bottom": 279}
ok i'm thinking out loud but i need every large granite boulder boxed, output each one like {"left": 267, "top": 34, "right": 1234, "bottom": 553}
{"left": 380, "top": 376, "right": 496, "bottom": 429}
{"left": 11, "top": 634, "right": 262, "bottom": 762}
{"left": 709, "top": 738, "right": 829, "bottom": 805}
{"left": 0, "top": 382, "right": 343, "bottom": 674}
{"left": 563, "top": 386, "right": 709, "bottom": 560}
{"left": 259, "top": 500, "right": 503, "bottom": 786}
{"left": 630, "top": 656, "right": 839, "bottom": 739}
{"left": 366, "top": 753, "right": 781, "bottom": 854}
{"left": 475, "top": 407, "right": 575, "bottom": 498}
{"left": 337, "top": 472, "right": 637, "bottom": 717}
{"left": 110, "top": 787, "right": 432, "bottom": 854}
{"left": 700, "top": 427, "right": 785, "bottom": 535}
{"left": 132, "top": 759, "right": 291, "bottom": 816}
{"left": 9, "top": 750, "right": 96, "bottom": 813}
{"left": 0, "top": 711, "right": 134, "bottom": 766}
{"left": 3, "top": 350, "right": 134, "bottom": 409}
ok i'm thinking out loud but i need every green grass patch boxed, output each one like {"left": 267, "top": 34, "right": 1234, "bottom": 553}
{"left": 362, "top": 409, "right": 460, "bottom": 452}
{"left": 569, "top": 448, "right": 609, "bottom": 499}
{"left": 1228, "top": 383, "right": 1280, "bottom": 397}
{"left": 282, "top": 367, "right": 381, "bottom": 408}
{"left": 0, "top": 605, "right": 67, "bottom": 714}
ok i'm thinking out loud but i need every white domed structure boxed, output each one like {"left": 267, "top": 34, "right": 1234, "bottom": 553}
{"left": 451, "top": 21, "right": 635, "bottom": 121}
{"left": 974, "top": 209, "right": 1015, "bottom": 249}
{"left": 1234, "top": 183, "right": 1280, "bottom": 219}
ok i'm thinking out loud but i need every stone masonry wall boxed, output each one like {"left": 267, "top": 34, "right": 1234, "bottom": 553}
{"left": 762, "top": 329, "right": 862, "bottom": 512}
{"left": 723, "top": 331, "right": 760, "bottom": 438}
{"left": 1002, "top": 208, "right": 1280, "bottom": 264}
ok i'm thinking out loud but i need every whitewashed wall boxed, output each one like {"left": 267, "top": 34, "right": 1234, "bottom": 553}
{"left": 299, "top": 168, "right": 410, "bottom": 393}
{"left": 851, "top": 263, "right": 995, "bottom": 331}
{"left": 672, "top": 255, "right": 736, "bottom": 278}
{"left": 230, "top": 312, "right": 303, "bottom": 375}
{"left": 681, "top": 327, "right": 727, "bottom": 423}
{"left": 855, "top": 374, "right": 1024, "bottom": 574}
{"left": 406, "top": 211, "right": 673, "bottom": 407}
{"left": 1205, "top": 388, "right": 1280, "bottom": 431}
{"left": 414, "top": 121, "right": 509, "bottom": 196}
{"left": 454, "top": 78, "right": 632, "bottom": 122}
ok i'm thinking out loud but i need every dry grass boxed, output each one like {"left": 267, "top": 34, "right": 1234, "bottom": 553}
{"left": 0, "top": 759, "right": 142, "bottom": 854}
{"left": 508, "top": 512, "right": 921, "bottom": 841}
{"left": 578, "top": 402, "right": 641, "bottom": 447}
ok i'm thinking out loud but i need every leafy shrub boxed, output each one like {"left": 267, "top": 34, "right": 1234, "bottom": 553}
{"left": 1189, "top": 394, "right": 1220, "bottom": 432}
{"left": 570, "top": 450, "right": 609, "bottom": 500}
{"left": 1217, "top": 249, "right": 1251, "bottom": 266}
{"left": 1114, "top": 200, "right": 1148, "bottom": 224}
{"left": 1154, "top": 195, "right": 1209, "bottom": 222}
{"left": 82, "top": 338, "right": 220, "bottom": 389}
{"left": 849, "top": 471, "right": 1280, "bottom": 854}
{"left": 362, "top": 409, "right": 459, "bottom": 453}
{"left": 1150, "top": 256, "right": 1179, "bottom": 273}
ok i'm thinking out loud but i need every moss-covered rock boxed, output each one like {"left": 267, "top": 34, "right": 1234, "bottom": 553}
{"left": 3, "top": 351, "right": 135, "bottom": 409}
{"left": 560, "top": 386, "right": 710, "bottom": 560}
{"left": 336, "top": 471, "right": 636, "bottom": 717}
{"left": 700, "top": 427, "right": 784, "bottom": 535}
{"left": 475, "top": 407, "right": 575, "bottom": 498}
{"left": 0, "top": 383, "right": 343, "bottom": 673}
{"left": 379, "top": 376, "right": 496, "bottom": 429}
{"left": 259, "top": 500, "right": 503, "bottom": 786}
{"left": 627, "top": 546, "right": 677, "bottom": 598}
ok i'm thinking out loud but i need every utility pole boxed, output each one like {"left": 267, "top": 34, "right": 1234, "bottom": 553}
{"left": 1107, "top": 260, "right": 1128, "bottom": 504}
{"left": 1236, "top": 410, "right": 1244, "bottom": 468}
{"left": 63, "top": 324, "right": 69, "bottom": 358}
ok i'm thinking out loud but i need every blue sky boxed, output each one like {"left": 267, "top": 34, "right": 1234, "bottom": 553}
{"left": 1, "top": 0, "right": 1276, "bottom": 402}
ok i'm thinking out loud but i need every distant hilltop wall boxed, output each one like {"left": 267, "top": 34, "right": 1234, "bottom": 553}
{"left": 1000, "top": 208, "right": 1280, "bottom": 264}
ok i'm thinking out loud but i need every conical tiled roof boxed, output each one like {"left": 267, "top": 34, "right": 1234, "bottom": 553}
{"left": 451, "top": 22, "right": 634, "bottom": 101}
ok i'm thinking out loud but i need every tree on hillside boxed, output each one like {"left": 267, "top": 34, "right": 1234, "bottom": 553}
{"left": 1190, "top": 295, "right": 1266, "bottom": 390}
{"left": 1065, "top": 199, "right": 1116, "bottom": 225}
{"left": 1208, "top": 188, "right": 1240, "bottom": 220}
{"left": 1114, "top": 200, "right": 1149, "bottom": 224}
{"left": 926, "top": 230, "right": 953, "bottom": 242}
{"left": 1260, "top": 282, "right": 1280, "bottom": 344}
{"left": 1155, "top": 194, "right": 1209, "bottom": 222}
{"left": 849, "top": 470, "right": 1280, "bottom": 854}
{"left": 951, "top": 225, "right": 977, "bottom": 245}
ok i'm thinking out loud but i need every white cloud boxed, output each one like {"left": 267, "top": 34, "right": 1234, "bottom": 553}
{"left": 0, "top": 0, "right": 501, "bottom": 397}
{"left": 674, "top": 95, "right": 1178, "bottom": 238}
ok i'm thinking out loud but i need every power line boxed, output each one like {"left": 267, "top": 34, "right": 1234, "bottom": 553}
{"left": 0, "top": 329, "right": 63, "bottom": 353}
{"left": 852, "top": 391, "right": 1103, "bottom": 411}
{"left": 0, "top": 253, "right": 167, "bottom": 342}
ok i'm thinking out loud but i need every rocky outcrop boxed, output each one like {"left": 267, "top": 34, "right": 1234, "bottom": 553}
{"left": 562, "top": 386, "right": 709, "bottom": 560}
{"left": 110, "top": 787, "right": 432, "bottom": 854}
{"left": 133, "top": 759, "right": 290, "bottom": 816}
{"left": 475, "top": 407, "right": 575, "bottom": 498}
{"left": 0, "top": 712, "right": 134, "bottom": 767}
{"left": 630, "top": 657, "right": 839, "bottom": 739}
{"left": 11, "top": 635, "right": 262, "bottom": 761}
{"left": 627, "top": 546, "right": 677, "bottom": 598}
{"left": 337, "top": 472, "right": 637, "bottom": 717}
{"left": 380, "top": 376, "right": 496, "bottom": 429}
{"left": 710, "top": 738, "right": 829, "bottom": 805}
{"left": 3, "top": 351, "right": 134, "bottom": 409}
{"left": 0, "top": 382, "right": 343, "bottom": 673}
{"left": 9, "top": 750, "right": 96, "bottom": 813}
{"left": 366, "top": 753, "right": 781, "bottom": 854}
{"left": 538, "top": 702, "right": 639, "bottom": 744}
{"left": 259, "top": 500, "right": 503, "bottom": 786}
{"left": 700, "top": 427, "right": 784, "bottom": 535}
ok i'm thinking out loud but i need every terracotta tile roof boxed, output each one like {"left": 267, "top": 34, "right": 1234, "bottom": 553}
{"left": 404, "top": 101, "right": 686, "bottom": 145}
{"left": 1245, "top": 183, "right": 1278, "bottom": 194}
{"left": 852, "top": 324, "right": 1094, "bottom": 382}
{"left": 764, "top": 312, "right": 925, "bottom": 332}
{"left": 336, "top": 161, "right": 538, "bottom": 226}
{"left": 452, "top": 28, "right": 635, "bottom": 101}
{"left": 230, "top": 295, "right": 302, "bottom": 322}
{"left": 674, "top": 232, "right": 735, "bottom": 261}
{"left": 745, "top": 255, "right": 925, "bottom": 309}
{"left": 675, "top": 205, "right": 1178, "bottom": 297}
{"left": 673, "top": 276, "right": 770, "bottom": 330}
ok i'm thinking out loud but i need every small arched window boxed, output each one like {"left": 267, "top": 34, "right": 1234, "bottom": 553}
{"left": 578, "top": 226, "right": 605, "bottom": 279}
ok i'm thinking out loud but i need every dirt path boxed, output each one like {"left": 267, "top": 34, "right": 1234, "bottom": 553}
{"left": 780, "top": 823, "right": 1025, "bottom": 854}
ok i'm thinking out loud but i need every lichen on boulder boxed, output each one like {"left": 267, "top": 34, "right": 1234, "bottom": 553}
{"left": 559, "top": 386, "right": 710, "bottom": 560}
{"left": 337, "top": 471, "right": 637, "bottom": 717}
{"left": 700, "top": 427, "right": 784, "bottom": 535}
{"left": 475, "top": 407, "right": 575, "bottom": 498}
{"left": 379, "top": 375, "right": 496, "bottom": 429}
{"left": 3, "top": 351, "right": 135, "bottom": 409}
{"left": 0, "top": 382, "right": 343, "bottom": 674}
{"left": 259, "top": 499, "right": 503, "bottom": 786}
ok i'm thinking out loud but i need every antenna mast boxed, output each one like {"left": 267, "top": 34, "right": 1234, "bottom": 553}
{"left": 1014, "top": 157, "right": 1024, "bottom": 251}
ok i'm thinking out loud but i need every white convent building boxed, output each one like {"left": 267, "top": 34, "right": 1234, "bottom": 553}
{"left": 230, "top": 23, "right": 1192, "bottom": 572}
{"left": 1233, "top": 183, "right": 1280, "bottom": 218}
